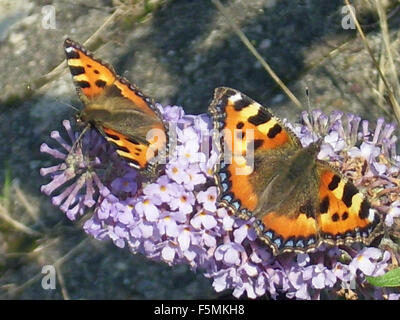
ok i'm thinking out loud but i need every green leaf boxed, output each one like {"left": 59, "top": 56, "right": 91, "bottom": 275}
{"left": 366, "top": 268, "right": 400, "bottom": 287}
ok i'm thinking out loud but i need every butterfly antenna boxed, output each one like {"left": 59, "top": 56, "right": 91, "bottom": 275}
{"left": 305, "top": 87, "right": 324, "bottom": 142}
{"left": 305, "top": 86, "right": 314, "bottom": 127}
{"left": 68, "top": 123, "right": 91, "bottom": 158}
{"left": 306, "top": 86, "right": 312, "bottom": 113}
{"left": 56, "top": 98, "right": 80, "bottom": 112}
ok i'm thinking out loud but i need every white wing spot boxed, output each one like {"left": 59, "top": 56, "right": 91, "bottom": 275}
{"left": 229, "top": 93, "right": 243, "bottom": 103}
{"left": 368, "top": 208, "right": 375, "bottom": 222}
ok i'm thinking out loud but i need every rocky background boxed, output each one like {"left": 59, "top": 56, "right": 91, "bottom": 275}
{"left": 0, "top": 0, "right": 399, "bottom": 299}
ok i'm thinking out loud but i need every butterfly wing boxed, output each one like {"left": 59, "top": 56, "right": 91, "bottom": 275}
{"left": 255, "top": 208, "right": 320, "bottom": 254}
{"left": 209, "top": 87, "right": 382, "bottom": 255}
{"left": 208, "top": 87, "right": 301, "bottom": 216}
{"left": 64, "top": 38, "right": 167, "bottom": 175}
{"left": 64, "top": 38, "right": 116, "bottom": 99}
{"left": 316, "top": 162, "right": 382, "bottom": 246}
{"left": 254, "top": 160, "right": 383, "bottom": 255}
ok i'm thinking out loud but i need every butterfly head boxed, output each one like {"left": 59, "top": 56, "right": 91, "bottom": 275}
{"left": 74, "top": 99, "right": 102, "bottom": 128}
{"left": 306, "top": 139, "right": 323, "bottom": 156}
{"left": 75, "top": 110, "right": 83, "bottom": 123}
{"left": 74, "top": 109, "right": 90, "bottom": 128}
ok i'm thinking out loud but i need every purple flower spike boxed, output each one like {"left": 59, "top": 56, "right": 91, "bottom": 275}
{"left": 40, "top": 120, "right": 120, "bottom": 218}
{"left": 41, "top": 105, "right": 400, "bottom": 300}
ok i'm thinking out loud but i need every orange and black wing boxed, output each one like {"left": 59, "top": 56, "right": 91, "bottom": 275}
{"left": 255, "top": 209, "right": 320, "bottom": 255}
{"left": 316, "top": 163, "right": 382, "bottom": 247}
{"left": 64, "top": 38, "right": 167, "bottom": 174}
{"left": 208, "top": 87, "right": 301, "bottom": 215}
{"left": 64, "top": 38, "right": 116, "bottom": 99}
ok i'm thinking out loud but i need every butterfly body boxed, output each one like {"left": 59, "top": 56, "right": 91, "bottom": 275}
{"left": 209, "top": 87, "right": 382, "bottom": 255}
{"left": 64, "top": 38, "right": 167, "bottom": 176}
{"left": 79, "top": 95, "right": 162, "bottom": 145}
{"left": 250, "top": 142, "right": 321, "bottom": 219}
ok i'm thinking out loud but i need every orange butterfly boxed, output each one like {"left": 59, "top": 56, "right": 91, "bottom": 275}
{"left": 209, "top": 87, "right": 383, "bottom": 255}
{"left": 64, "top": 38, "right": 168, "bottom": 177}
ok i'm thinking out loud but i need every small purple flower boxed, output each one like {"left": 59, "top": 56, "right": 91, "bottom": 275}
{"left": 198, "top": 230, "right": 217, "bottom": 248}
{"left": 191, "top": 210, "right": 218, "bottom": 230}
{"left": 177, "top": 126, "right": 199, "bottom": 145}
{"left": 108, "top": 223, "right": 129, "bottom": 248}
{"left": 161, "top": 105, "right": 185, "bottom": 122}
{"left": 310, "top": 264, "right": 337, "bottom": 289}
{"left": 166, "top": 161, "right": 190, "bottom": 184}
{"left": 117, "top": 200, "right": 136, "bottom": 225}
{"left": 348, "top": 141, "right": 380, "bottom": 161}
{"left": 196, "top": 186, "right": 218, "bottom": 212}
{"left": 135, "top": 197, "right": 161, "bottom": 222}
{"left": 349, "top": 248, "right": 390, "bottom": 277}
{"left": 385, "top": 201, "right": 400, "bottom": 227}
{"left": 199, "top": 150, "right": 219, "bottom": 178}
{"left": 177, "top": 227, "right": 193, "bottom": 251}
{"left": 215, "top": 243, "right": 244, "bottom": 266}
{"left": 97, "top": 194, "right": 119, "bottom": 220}
{"left": 388, "top": 293, "right": 400, "bottom": 300}
{"left": 324, "top": 131, "right": 346, "bottom": 153}
{"left": 332, "top": 262, "right": 353, "bottom": 283}
{"left": 232, "top": 263, "right": 260, "bottom": 299}
{"left": 176, "top": 138, "right": 204, "bottom": 166}
{"left": 143, "top": 175, "right": 179, "bottom": 203}
{"left": 184, "top": 165, "right": 206, "bottom": 191}
{"left": 210, "top": 269, "right": 232, "bottom": 293}
{"left": 111, "top": 172, "right": 137, "bottom": 194}
{"left": 161, "top": 243, "right": 177, "bottom": 263}
{"left": 233, "top": 220, "right": 257, "bottom": 244}
{"left": 169, "top": 187, "right": 195, "bottom": 215}
{"left": 83, "top": 215, "right": 104, "bottom": 239}
{"left": 194, "top": 113, "right": 213, "bottom": 132}
{"left": 137, "top": 221, "right": 155, "bottom": 239}
{"left": 216, "top": 207, "right": 235, "bottom": 231}
{"left": 157, "top": 213, "right": 179, "bottom": 237}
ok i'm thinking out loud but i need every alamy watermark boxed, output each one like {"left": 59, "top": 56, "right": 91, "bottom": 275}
{"left": 341, "top": 5, "right": 356, "bottom": 30}
{"left": 41, "top": 265, "right": 56, "bottom": 290}
{"left": 143, "top": 126, "right": 257, "bottom": 176}
{"left": 41, "top": 5, "right": 56, "bottom": 30}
